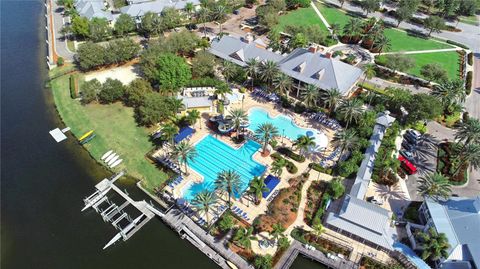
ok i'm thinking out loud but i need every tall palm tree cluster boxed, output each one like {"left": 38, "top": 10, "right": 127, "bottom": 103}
{"left": 342, "top": 18, "right": 391, "bottom": 54}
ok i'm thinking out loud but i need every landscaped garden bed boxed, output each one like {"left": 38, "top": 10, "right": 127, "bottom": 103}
{"left": 304, "top": 180, "right": 329, "bottom": 225}
{"left": 437, "top": 142, "right": 468, "bottom": 185}
{"left": 291, "top": 228, "right": 352, "bottom": 257}
{"left": 254, "top": 175, "right": 308, "bottom": 232}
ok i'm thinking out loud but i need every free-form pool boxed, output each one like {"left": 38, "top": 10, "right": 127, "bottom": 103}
{"left": 248, "top": 107, "right": 328, "bottom": 149}
{"left": 182, "top": 135, "right": 266, "bottom": 200}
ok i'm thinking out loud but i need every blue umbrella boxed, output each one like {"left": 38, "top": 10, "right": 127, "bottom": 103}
{"left": 306, "top": 130, "right": 314, "bottom": 137}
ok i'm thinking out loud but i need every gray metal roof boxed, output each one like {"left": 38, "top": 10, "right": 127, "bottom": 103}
{"left": 179, "top": 96, "right": 213, "bottom": 109}
{"left": 209, "top": 36, "right": 284, "bottom": 67}
{"left": 75, "top": 0, "right": 113, "bottom": 20}
{"left": 326, "top": 195, "right": 395, "bottom": 250}
{"left": 350, "top": 111, "right": 395, "bottom": 200}
{"left": 426, "top": 196, "right": 480, "bottom": 268}
{"left": 278, "top": 48, "right": 363, "bottom": 95}
{"left": 120, "top": 0, "right": 200, "bottom": 17}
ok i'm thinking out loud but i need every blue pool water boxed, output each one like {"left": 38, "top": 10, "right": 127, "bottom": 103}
{"left": 248, "top": 107, "right": 328, "bottom": 149}
{"left": 182, "top": 135, "right": 266, "bottom": 200}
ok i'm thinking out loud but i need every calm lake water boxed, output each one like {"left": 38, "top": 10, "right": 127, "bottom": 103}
{"left": 0, "top": 2, "right": 322, "bottom": 268}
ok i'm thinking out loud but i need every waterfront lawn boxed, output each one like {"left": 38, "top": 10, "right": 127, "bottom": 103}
{"left": 376, "top": 51, "right": 460, "bottom": 80}
{"left": 275, "top": 7, "right": 329, "bottom": 33}
{"left": 383, "top": 28, "right": 454, "bottom": 52}
{"left": 50, "top": 73, "right": 168, "bottom": 192}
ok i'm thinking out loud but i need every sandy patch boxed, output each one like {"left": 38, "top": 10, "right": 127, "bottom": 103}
{"left": 84, "top": 65, "right": 141, "bottom": 85}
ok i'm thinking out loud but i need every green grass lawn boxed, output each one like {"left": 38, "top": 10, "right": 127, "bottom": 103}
{"left": 275, "top": 7, "right": 329, "bottom": 33}
{"left": 383, "top": 28, "right": 454, "bottom": 52}
{"left": 314, "top": 2, "right": 454, "bottom": 52}
{"left": 66, "top": 39, "right": 76, "bottom": 52}
{"left": 315, "top": 2, "right": 351, "bottom": 28}
{"left": 376, "top": 51, "right": 460, "bottom": 80}
{"left": 50, "top": 72, "right": 168, "bottom": 192}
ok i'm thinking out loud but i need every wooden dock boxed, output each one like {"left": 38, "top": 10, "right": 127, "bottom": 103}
{"left": 274, "top": 241, "right": 358, "bottom": 269}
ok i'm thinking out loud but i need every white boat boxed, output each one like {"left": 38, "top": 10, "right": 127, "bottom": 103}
{"left": 101, "top": 150, "right": 113, "bottom": 160}
{"left": 104, "top": 153, "right": 117, "bottom": 164}
{"left": 110, "top": 159, "right": 122, "bottom": 168}
{"left": 107, "top": 155, "right": 120, "bottom": 166}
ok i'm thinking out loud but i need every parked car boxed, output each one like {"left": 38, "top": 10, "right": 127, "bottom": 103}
{"left": 404, "top": 129, "right": 422, "bottom": 144}
{"left": 402, "top": 140, "right": 416, "bottom": 151}
{"left": 399, "top": 150, "right": 415, "bottom": 163}
{"left": 398, "top": 155, "right": 417, "bottom": 175}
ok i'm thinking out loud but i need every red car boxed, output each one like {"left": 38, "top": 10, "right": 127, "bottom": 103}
{"left": 398, "top": 155, "right": 417, "bottom": 175}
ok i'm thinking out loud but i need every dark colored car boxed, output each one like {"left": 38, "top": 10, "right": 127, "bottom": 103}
{"left": 402, "top": 140, "right": 416, "bottom": 151}
{"left": 400, "top": 150, "right": 415, "bottom": 163}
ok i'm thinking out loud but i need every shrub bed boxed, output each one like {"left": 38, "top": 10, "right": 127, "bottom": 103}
{"left": 308, "top": 163, "right": 332, "bottom": 175}
{"left": 271, "top": 152, "right": 298, "bottom": 174}
{"left": 304, "top": 180, "right": 329, "bottom": 225}
{"left": 291, "top": 228, "right": 351, "bottom": 257}
{"left": 277, "top": 147, "right": 306, "bottom": 162}
{"left": 466, "top": 71, "right": 472, "bottom": 95}
{"left": 255, "top": 175, "right": 307, "bottom": 232}
{"left": 446, "top": 40, "right": 469, "bottom": 49}
{"left": 437, "top": 142, "right": 468, "bottom": 185}
{"left": 467, "top": 52, "right": 473, "bottom": 65}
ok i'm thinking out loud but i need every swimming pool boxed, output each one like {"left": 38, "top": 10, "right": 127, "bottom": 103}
{"left": 248, "top": 107, "right": 328, "bottom": 149}
{"left": 182, "top": 135, "right": 266, "bottom": 200}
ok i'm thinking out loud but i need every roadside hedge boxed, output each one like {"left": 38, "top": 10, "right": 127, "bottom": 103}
{"left": 446, "top": 40, "right": 469, "bottom": 49}
{"left": 466, "top": 71, "right": 473, "bottom": 95}
{"left": 277, "top": 147, "right": 306, "bottom": 162}
{"left": 467, "top": 52, "right": 473, "bottom": 66}
{"left": 69, "top": 75, "right": 78, "bottom": 98}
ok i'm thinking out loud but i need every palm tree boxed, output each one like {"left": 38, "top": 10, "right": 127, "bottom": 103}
{"left": 229, "top": 108, "right": 248, "bottom": 139}
{"left": 272, "top": 73, "right": 293, "bottom": 96}
{"left": 245, "top": 58, "right": 259, "bottom": 89}
{"left": 301, "top": 84, "right": 320, "bottom": 108}
{"left": 320, "top": 88, "right": 342, "bottom": 116}
{"left": 214, "top": 85, "right": 232, "bottom": 109}
{"left": 161, "top": 123, "right": 179, "bottom": 147}
{"left": 332, "top": 129, "right": 359, "bottom": 157}
{"left": 362, "top": 64, "right": 376, "bottom": 84}
{"left": 452, "top": 143, "right": 480, "bottom": 177}
{"left": 222, "top": 60, "right": 236, "bottom": 84}
{"left": 249, "top": 176, "right": 269, "bottom": 204}
{"left": 254, "top": 255, "right": 273, "bottom": 269}
{"left": 374, "top": 35, "right": 391, "bottom": 55}
{"left": 270, "top": 223, "right": 286, "bottom": 241}
{"left": 259, "top": 60, "right": 280, "bottom": 92}
{"left": 172, "top": 141, "right": 197, "bottom": 174}
{"left": 271, "top": 158, "right": 287, "bottom": 177}
{"left": 197, "top": 8, "right": 210, "bottom": 37}
{"left": 336, "top": 99, "right": 365, "bottom": 128}
{"left": 215, "top": 170, "right": 242, "bottom": 206}
{"left": 417, "top": 227, "right": 450, "bottom": 263}
{"left": 191, "top": 190, "right": 218, "bottom": 224}
{"left": 233, "top": 227, "right": 256, "bottom": 250}
{"left": 329, "top": 23, "right": 341, "bottom": 40}
{"left": 169, "top": 98, "right": 185, "bottom": 113}
{"left": 186, "top": 109, "right": 201, "bottom": 128}
{"left": 312, "top": 223, "right": 325, "bottom": 238}
{"left": 343, "top": 18, "right": 363, "bottom": 42}
{"left": 417, "top": 172, "right": 452, "bottom": 200}
{"left": 294, "top": 135, "right": 316, "bottom": 155}
{"left": 255, "top": 123, "right": 279, "bottom": 154}
{"left": 455, "top": 118, "right": 480, "bottom": 147}
{"left": 212, "top": 5, "right": 227, "bottom": 33}
{"left": 432, "top": 79, "right": 466, "bottom": 114}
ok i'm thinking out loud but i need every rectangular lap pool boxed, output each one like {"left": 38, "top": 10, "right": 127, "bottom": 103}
{"left": 182, "top": 135, "right": 266, "bottom": 200}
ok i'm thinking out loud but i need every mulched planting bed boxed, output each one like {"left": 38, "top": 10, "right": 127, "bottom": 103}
{"left": 437, "top": 142, "right": 468, "bottom": 185}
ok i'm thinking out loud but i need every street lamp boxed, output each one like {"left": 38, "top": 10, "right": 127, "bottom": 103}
{"left": 281, "top": 129, "right": 285, "bottom": 144}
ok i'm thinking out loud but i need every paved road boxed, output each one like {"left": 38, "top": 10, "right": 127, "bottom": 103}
{"left": 50, "top": 0, "right": 75, "bottom": 61}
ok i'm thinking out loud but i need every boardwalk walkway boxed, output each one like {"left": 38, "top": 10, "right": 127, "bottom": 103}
{"left": 275, "top": 240, "right": 358, "bottom": 269}
{"left": 161, "top": 208, "right": 254, "bottom": 269}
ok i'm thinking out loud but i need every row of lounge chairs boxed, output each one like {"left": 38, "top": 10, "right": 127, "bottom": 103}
{"left": 168, "top": 175, "right": 184, "bottom": 188}
{"left": 306, "top": 112, "right": 341, "bottom": 130}
{"left": 319, "top": 147, "right": 341, "bottom": 167}
{"left": 157, "top": 156, "right": 181, "bottom": 175}
{"left": 252, "top": 88, "right": 280, "bottom": 102}
{"left": 266, "top": 189, "right": 280, "bottom": 202}
{"left": 231, "top": 206, "right": 250, "bottom": 221}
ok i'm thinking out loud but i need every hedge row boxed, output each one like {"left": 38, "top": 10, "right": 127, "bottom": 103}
{"left": 308, "top": 163, "right": 333, "bottom": 175}
{"left": 467, "top": 52, "right": 473, "bottom": 66}
{"left": 446, "top": 40, "right": 469, "bottom": 49}
{"left": 69, "top": 75, "right": 78, "bottom": 98}
{"left": 271, "top": 152, "right": 298, "bottom": 174}
{"left": 277, "top": 147, "right": 306, "bottom": 163}
{"left": 466, "top": 71, "right": 473, "bottom": 95}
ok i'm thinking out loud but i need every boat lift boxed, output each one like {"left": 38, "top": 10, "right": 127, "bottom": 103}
{"left": 82, "top": 171, "right": 165, "bottom": 249}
